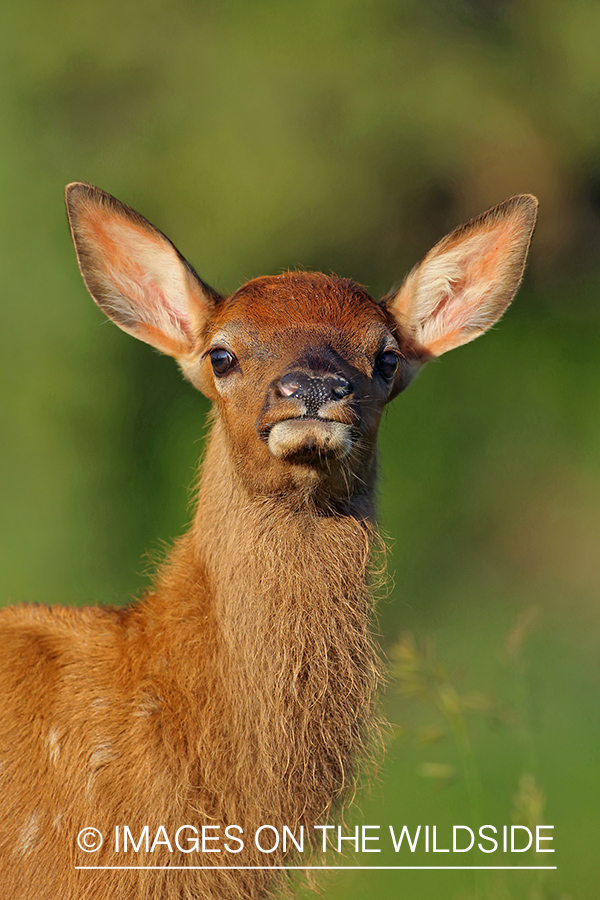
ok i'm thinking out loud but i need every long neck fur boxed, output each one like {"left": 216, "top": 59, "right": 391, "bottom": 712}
{"left": 139, "top": 415, "right": 382, "bottom": 853}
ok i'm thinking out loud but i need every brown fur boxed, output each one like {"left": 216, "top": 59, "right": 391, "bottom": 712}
{"left": 0, "top": 185, "right": 537, "bottom": 899}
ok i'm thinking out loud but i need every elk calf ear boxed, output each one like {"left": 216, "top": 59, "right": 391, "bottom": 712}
{"left": 65, "top": 183, "right": 221, "bottom": 360}
{"left": 384, "top": 194, "right": 537, "bottom": 361}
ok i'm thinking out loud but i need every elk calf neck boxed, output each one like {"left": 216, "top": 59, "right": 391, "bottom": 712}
{"left": 0, "top": 185, "right": 537, "bottom": 900}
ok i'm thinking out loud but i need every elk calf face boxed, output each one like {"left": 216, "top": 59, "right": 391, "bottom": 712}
{"left": 66, "top": 184, "right": 537, "bottom": 507}
{"left": 194, "top": 272, "right": 407, "bottom": 502}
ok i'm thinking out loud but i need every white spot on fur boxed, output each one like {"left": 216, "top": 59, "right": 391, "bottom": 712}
{"left": 45, "top": 727, "right": 61, "bottom": 764}
{"left": 89, "top": 743, "right": 114, "bottom": 769}
{"left": 89, "top": 696, "right": 110, "bottom": 709}
{"left": 86, "top": 743, "right": 115, "bottom": 796}
{"left": 19, "top": 812, "right": 39, "bottom": 856}
{"left": 133, "top": 692, "right": 160, "bottom": 717}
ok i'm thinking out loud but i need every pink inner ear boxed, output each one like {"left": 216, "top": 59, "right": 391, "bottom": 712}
{"left": 412, "top": 216, "right": 528, "bottom": 356}
{"left": 78, "top": 206, "right": 197, "bottom": 357}
{"left": 444, "top": 217, "right": 520, "bottom": 282}
{"left": 84, "top": 207, "right": 166, "bottom": 271}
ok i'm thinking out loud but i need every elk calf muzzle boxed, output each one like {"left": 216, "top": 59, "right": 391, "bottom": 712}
{"left": 267, "top": 418, "right": 353, "bottom": 461}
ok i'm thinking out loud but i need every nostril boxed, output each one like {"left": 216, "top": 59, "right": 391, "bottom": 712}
{"left": 278, "top": 373, "right": 302, "bottom": 398}
{"left": 330, "top": 377, "right": 352, "bottom": 400}
{"left": 280, "top": 382, "right": 300, "bottom": 398}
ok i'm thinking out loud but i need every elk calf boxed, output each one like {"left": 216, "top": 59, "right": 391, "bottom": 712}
{"left": 0, "top": 185, "right": 537, "bottom": 899}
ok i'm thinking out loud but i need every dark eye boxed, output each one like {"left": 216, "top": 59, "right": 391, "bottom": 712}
{"left": 210, "top": 348, "right": 237, "bottom": 377}
{"left": 376, "top": 350, "right": 399, "bottom": 381}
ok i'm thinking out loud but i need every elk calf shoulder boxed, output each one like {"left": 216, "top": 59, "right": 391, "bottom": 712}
{"left": 0, "top": 184, "right": 537, "bottom": 900}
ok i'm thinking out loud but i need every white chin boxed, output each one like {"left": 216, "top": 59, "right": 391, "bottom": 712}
{"left": 267, "top": 420, "right": 353, "bottom": 461}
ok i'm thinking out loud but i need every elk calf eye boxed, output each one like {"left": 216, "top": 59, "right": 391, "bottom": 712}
{"left": 210, "top": 348, "right": 237, "bottom": 376}
{"left": 376, "top": 351, "right": 399, "bottom": 380}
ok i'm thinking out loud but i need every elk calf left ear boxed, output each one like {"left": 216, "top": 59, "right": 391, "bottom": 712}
{"left": 385, "top": 194, "right": 537, "bottom": 363}
{"left": 65, "top": 182, "right": 221, "bottom": 361}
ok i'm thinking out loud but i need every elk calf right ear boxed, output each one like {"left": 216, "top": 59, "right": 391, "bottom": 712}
{"left": 65, "top": 182, "right": 221, "bottom": 360}
{"left": 385, "top": 194, "right": 538, "bottom": 363}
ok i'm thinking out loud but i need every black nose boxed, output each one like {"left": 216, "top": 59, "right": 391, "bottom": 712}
{"left": 277, "top": 371, "right": 353, "bottom": 416}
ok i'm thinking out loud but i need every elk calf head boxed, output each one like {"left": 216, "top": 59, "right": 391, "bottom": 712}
{"left": 66, "top": 184, "right": 537, "bottom": 506}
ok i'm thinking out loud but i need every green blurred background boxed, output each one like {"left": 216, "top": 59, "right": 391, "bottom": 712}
{"left": 1, "top": 1, "right": 599, "bottom": 897}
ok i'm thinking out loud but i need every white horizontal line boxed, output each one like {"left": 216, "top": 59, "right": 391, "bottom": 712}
{"left": 76, "top": 865, "right": 557, "bottom": 871}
